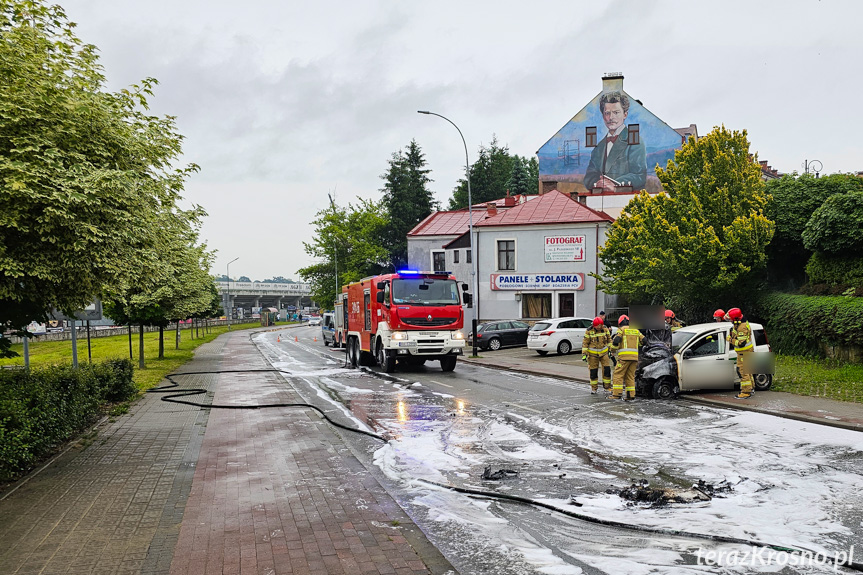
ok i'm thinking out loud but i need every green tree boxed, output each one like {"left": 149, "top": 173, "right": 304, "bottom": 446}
{"left": 298, "top": 199, "right": 388, "bottom": 307}
{"left": 597, "top": 126, "right": 774, "bottom": 319}
{"left": 506, "top": 156, "right": 532, "bottom": 197}
{"left": 765, "top": 173, "right": 863, "bottom": 287}
{"left": 380, "top": 140, "right": 437, "bottom": 269}
{"left": 0, "top": 1, "right": 196, "bottom": 357}
{"left": 526, "top": 156, "right": 539, "bottom": 195}
{"left": 801, "top": 191, "right": 863, "bottom": 255}
{"left": 448, "top": 136, "right": 517, "bottom": 209}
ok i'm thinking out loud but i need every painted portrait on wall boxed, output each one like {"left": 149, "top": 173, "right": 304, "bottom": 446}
{"left": 537, "top": 89, "right": 685, "bottom": 195}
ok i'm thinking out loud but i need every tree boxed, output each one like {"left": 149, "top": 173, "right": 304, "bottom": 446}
{"left": 802, "top": 191, "right": 863, "bottom": 256}
{"left": 765, "top": 173, "right": 863, "bottom": 287}
{"left": 597, "top": 126, "right": 774, "bottom": 320}
{"left": 380, "top": 140, "right": 437, "bottom": 270}
{"left": 448, "top": 136, "right": 518, "bottom": 209}
{"left": 262, "top": 276, "right": 295, "bottom": 283}
{"left": 237, "top": 276, "right": 251, "bottom": 282}
{"left": 103, "top": 206, "right": 214, "bottom": 364}
{"left": 298, "top": 199, "right": 388, "bottom": 308}
{"left": 506, "top": 156, "right": 532, "bottom": 197}
{"left": 0, "top": 1, "right": 196, "bottom": 357}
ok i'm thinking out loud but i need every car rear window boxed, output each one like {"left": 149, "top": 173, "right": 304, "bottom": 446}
{"left": 753, "top": 329, "right": 768, "bottom": 346}
{"left": 531, "top": 322, "right": 551, "bottom": 331}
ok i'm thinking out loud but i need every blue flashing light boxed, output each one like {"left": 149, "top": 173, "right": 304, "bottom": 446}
{"left": 397, "top": 269, "right": 420, "bottom": 274}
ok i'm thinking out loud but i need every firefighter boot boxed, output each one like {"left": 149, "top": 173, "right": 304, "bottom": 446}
{"left": 589, "top": 367, "right": 599, "bottom": 394}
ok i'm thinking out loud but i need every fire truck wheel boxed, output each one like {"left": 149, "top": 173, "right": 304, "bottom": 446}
{"left": 348, "top": 337, "right": 359, "bottom": 367}
{"left": 440, "top": 355, "right": 457, "bottom": 372}
{"left": 377, "top": 342, "right": 396, "bottom": 373}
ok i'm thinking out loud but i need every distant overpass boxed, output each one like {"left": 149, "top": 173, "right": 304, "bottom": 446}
{"left": 216, "top": 281, "right": 314, "bottom": 316}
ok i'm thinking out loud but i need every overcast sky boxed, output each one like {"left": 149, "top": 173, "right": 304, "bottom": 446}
{"left": 62, "top": 0, "right": 863, "bottom": 282}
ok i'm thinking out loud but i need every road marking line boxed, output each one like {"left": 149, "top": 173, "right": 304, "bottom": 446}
{"left": 429, "top": 380, "right": 452, "bottom": 388}
{"left": 508, "top": 402, "right": 541, "bottom": 413}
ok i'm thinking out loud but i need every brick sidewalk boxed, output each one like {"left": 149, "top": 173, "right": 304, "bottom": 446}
{"left": 0, "top": 329, "right": 454, "bottom": 575}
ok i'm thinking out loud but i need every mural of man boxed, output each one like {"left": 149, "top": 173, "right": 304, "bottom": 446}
{"left": 583, "top": 91, "right": 647, "bottom": 192}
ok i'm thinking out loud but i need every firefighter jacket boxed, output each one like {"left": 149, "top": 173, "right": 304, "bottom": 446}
{"left": 730, "top": 321, "right": 754, "bottom": 353}
{"left": 669, "top": 319, "right": 683, "bottom": 331}
{"left": 582, "top": 326, "right": 611, "bottom": 356}
{"left": 611, "top": 327, "right": 644, "bottom": 361}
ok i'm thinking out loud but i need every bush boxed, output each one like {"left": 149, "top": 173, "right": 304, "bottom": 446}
{"left": 0, "top": 358, "right": 135, "bottom": 481}
{"left": 805, "top": 252, "right": 863, "bottom": 288}
{"left": 755, "top": 293, "right": 863, "bottom": 356}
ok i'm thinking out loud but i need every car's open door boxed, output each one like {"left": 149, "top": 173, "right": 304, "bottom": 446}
{"left": 677, "top": 329, "right": 736, "bottom": 391}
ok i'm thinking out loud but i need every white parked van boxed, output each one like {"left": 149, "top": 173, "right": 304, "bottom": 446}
{"left": 321, "top": 312, "right": 336, "bottom": 346}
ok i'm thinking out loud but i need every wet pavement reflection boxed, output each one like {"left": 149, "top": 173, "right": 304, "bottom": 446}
{"left": 256, "top": 327, "right": 863, "bottom": 575}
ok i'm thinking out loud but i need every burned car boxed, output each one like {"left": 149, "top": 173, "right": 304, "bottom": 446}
{"left": 635, "top": 322, "right": 773, "bottom": 399}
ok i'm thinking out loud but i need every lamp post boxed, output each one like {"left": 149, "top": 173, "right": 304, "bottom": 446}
{"left": 226, "top": 257, "right": 239, "bottom": 330}
{"left": 417, "top": 110, "right": 479, "bottom": 357}
{"left": 803, "top": 159, "right": 823, "bottom": 178}
{"left": 328, "top": 193, "right": 338, "bottom": 300}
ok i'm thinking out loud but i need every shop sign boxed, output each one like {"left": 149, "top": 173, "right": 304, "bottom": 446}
{"left": 491, "top": 273, "right": 584, "bottom": 291}
{"left": 544, "top": 235, "right": 586, "bottom": 262}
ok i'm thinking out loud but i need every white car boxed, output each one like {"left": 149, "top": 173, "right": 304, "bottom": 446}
{"left": 307, "top": 316, "right": 322, "bottom": 326}
{"left": 527, "top": 317, "right": 601, "bottom": 356}
{"left": 638, "top": 321, "right": 773, "bottom": 398}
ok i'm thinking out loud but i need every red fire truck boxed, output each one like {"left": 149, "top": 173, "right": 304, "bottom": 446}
{"left": 342, "top": 270, "right": 469, "bottom": 372}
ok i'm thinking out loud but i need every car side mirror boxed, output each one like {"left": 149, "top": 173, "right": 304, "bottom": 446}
{"left": 462, "top": 283, "right": 469, "bottom": 291}
{"left": 376, "top": 281, "right": 385, "bottom": 290}
{"left": 463, "top": 293, "right": 473, "bottom": 306}
{"left": 376, "top": 292, "right": 385, "bottom": 304}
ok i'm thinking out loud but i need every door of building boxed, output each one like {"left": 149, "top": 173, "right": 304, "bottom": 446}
{"left": 559, "top": 293, "right": 574, "bottom": 317}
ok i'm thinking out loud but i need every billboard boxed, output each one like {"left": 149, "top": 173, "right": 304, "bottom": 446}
{"left": 538, "top": 90, "right": 684, "bottom": 195}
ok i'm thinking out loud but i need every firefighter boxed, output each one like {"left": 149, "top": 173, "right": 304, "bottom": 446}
{"left": 582, "top": 317, "right": 612, "bottom": 394}
{"left": 713, "top": 309, "right": 728, "bottom": 322}
{"left": 728, "top": 307, "right": 754, "bottom": 399}
{"left": 610, "top": 315, "right": 644, "bottom": 401}
{"left": 664, "top": 309, "right": 682, "bottom": 331}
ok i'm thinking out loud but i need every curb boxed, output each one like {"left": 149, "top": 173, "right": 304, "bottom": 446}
{"left": 460, "top": 357, "right": 863, "bottom": 433}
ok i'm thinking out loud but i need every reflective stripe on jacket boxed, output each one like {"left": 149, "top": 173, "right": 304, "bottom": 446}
{"left": 731, "top": 321, "right": 754, "bottom": 352}
{"left": 612, "top": 328, "right": 643, "bottom": 360}
{"left": 582, "top": 327, "right": 611, "bottom": 355}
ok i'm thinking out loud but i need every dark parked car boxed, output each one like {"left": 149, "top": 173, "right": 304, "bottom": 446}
{"left": 467, "top": 320, "right": 531, "bottom": 351}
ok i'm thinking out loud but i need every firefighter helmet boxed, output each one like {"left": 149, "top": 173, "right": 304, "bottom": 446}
{"left": 592, "top": 316, "right": 604, "bottom": 327}
{"left": 713, "top": 309, "right": 726, "bottom": 319}
{"left": 664, "top": 309, "right": 675, "bottom": 319}
{"left": 727, "top": 308, "right": 743, "bottom": 321}
{"left": 617, "top": 314, "right": 629, "bottom": 325}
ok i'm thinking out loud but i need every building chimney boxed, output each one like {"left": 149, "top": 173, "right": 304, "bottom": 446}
{"left": 602, "top": 72, "right": 624, "bottom": 93}
{"left": 486, "top": 202, "right": 498, "bottom": 217}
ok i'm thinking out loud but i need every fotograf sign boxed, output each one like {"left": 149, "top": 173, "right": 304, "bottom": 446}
{"left": 491, "top": 273, "right": 585, "bottom": 291}
{"left": 544, "top": 235, "right": 586, "bottom": 262}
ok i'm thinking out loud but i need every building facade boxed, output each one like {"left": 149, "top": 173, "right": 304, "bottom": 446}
{"left": 537, "top": 73, "right": 694, "bottom": 219}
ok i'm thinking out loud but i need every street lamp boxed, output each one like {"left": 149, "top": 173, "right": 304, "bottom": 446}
{"left": 328, "top": 193, "right": 338, "bottom": 300}
{"left": 418, "top": 110, "right": 479, "bottom": 357}
{"left": 803, "top": 159, "right": 823, "bottom": 178}
{"left": 226, "top": 257, "right": 239, "bottom": 330}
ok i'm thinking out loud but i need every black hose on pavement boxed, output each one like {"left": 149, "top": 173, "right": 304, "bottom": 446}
{"left": 151, "top": 366, "right": 863, "bottom": 573}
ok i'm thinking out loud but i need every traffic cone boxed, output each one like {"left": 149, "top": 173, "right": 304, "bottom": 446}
{"left": 294, "top": 335, "right": 298, "bottom": 342}
{"left": 314, "top": 336, "right": 317, "bottom": 342}
{"left": 277, "top": 335, "right": 281, "bottom": 342}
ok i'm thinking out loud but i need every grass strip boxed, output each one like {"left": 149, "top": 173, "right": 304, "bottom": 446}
{"left": 1, "top": 321, "right": 297, "bottom": 392}
{"left": 773, "top": 354, "right": 863, "bottom": 403}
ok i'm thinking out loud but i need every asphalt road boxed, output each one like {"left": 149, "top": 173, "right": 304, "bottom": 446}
{"left": 258, "top": 326, "right": 863, "bottom": 575}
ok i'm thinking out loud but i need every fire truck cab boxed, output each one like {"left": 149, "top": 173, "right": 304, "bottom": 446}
{"left": 343, "top": 270, "right": 468, "bottom": 373}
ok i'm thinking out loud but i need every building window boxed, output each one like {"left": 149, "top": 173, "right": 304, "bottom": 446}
{"left": 627, "top": 124, "right": 640, "bottom": 145}
{"left": 586, "top": 126, "right": 597, "bottom": 148}
{"left": 432, "top": 251, "right": 446, "bottom": 272}
{"left": 466, "top": 250, "right": 472, "bottom": 264}
{"left": 453, "top": 250, "right": 459, "bottom": 264}
{"left": 497, "top": 240, "right": 515, "bottom": 271}
{"left": 522, "top": 293, "right": 551, "bottom": 319}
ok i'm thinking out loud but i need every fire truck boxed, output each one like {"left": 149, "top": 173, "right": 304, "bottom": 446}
{"left": 342, "top": 270, "right": 469, "bottom": 372}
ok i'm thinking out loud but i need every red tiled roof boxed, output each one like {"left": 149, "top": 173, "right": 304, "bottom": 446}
{"left": 475, "top": 190, "right": 613, "bottom": 227}
{"left": 408, "top": 210, "right": 475, "bottom": 237}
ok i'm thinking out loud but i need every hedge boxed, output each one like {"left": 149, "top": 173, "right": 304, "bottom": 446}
{"left": 0, "top": 359, "right": 136, "bottom": 481}
{"left": 805, "top": 252, "right": 863, "bottom": 288}
{"left": 755, "top": 293, "right": 863, "bottom": 357}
